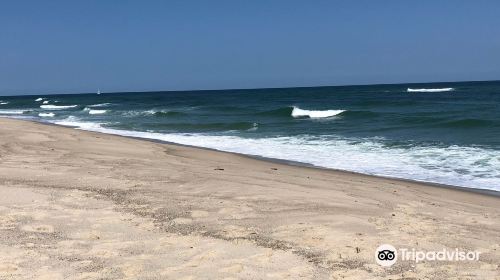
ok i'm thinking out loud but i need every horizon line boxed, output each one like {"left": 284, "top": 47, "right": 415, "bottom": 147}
{"left": 1, "top": 78, "right": 499, "bottom": 97}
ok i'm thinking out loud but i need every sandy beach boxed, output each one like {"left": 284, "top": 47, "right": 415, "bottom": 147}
{"left": 0, "top": 117, "right": 498, "bottom": 279}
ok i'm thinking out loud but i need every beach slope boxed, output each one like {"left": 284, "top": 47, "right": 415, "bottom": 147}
{"left": 0, "top": 118, "right": 498, "bottom": 279}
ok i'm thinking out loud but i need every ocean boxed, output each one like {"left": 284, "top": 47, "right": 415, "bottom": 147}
{"left": 1, "top": 80, "right": 500, "bottom": 192}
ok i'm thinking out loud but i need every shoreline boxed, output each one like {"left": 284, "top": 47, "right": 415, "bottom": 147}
{"left": 16, "top": 116, "right": 500, "bottom": 198}
{"left": 0, "top": 117, "right": 499, "bottom": 279}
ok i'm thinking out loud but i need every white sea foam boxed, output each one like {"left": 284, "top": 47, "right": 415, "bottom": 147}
{"left": 50, "top": 118, "right": 500, "bottom": 192}
{"left": 291, "top": 107, "right": 345, "bottom": 118}
{"left": 40, "top": 104, "right": 77, "bottom": 109}
{"left": 0, "top": 102, "right": 8, "bottom": 105}
{"left": 407, "top": 88, "right": 454, "bottom": 92}
{"left": 39, "top": 112, "right": 55, "bottom": 117}
{"left": 121, "top": 110, "right": 156, "bottom": 117}
{"left": 0, "top": 110, "right": 26, "bottom": 114}
{"left": 89, "top": 109, "right": 107, "bottom": 115}
{"left": 84, "top": 107, "right": 107, "bottom": 114}
{"left": 247, "top": 122, "right": 259, "bottom": 131}
{"left": 145, "top": 109, "right": 157, "bottom": 115}
{"left": 35, "top": 97, "right": 44, "bottom": 102}
{"left": 54, "top": 116, "right": 104, "bottom": 130}
{"left": 88, "top": 103, "right": 112, "bottom": 107}
{"left": 42, "top": 100, "right": 49, "bottom": 104}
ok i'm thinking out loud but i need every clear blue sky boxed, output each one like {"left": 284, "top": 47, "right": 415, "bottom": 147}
{"left": 1, "top": 1, "right": 499, "bottom": 95}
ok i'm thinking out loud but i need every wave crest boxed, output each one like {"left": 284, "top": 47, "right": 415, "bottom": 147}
{"left": 39, "top": 113, "right": 55, "bottom": 117}
{"left": 291, "top": 107, "right": 345, "bottom": 118}
{"left": 407, "top": 88, "right": 454, "bottom": 92}
{"left": 88, "top": 103, "right": 112, "bottom": 107}
{"left": 84, "top": 107, "right": 107, "bottom": 115}
{"left": 89, "top": 110, "right": 107, "bottom": 115}
{"left": 40, "top": 104, "right": 77, "bottom": 109}
{"left": 153, "top": 111, "right": 185, "bottom": 117}
{"left": 0, "top": 110, "right": 26, "bottom": 115}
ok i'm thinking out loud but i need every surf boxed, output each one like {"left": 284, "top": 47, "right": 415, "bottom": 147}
{"left": 47, "top": 118, "right": 500, "bottom": 192}
{"left": 39, "top": 112, "right": 55, "bottom": 117}
{"left": 407, "top": 88, "right": 454, "bottom": 92}
{"left": 291, "top": 106, "right": 345, "bottom": 118}
{"left": 2, "top": 80, "right": 499, "bottom": 193}
{"left": 88, "top": 109, "right": 107, "bottom": 115}
{"left": 0, "top": 110, "right": 26, "bottom": 115}
{"left": 84, "top": 107, "right": 107, "bottom": 115}
{"left": 40, "top": 104, "right": 78, "bottom": 109}
{"left": 88, "top": 103, "right": 112, "bottom": 107}
{"left": 152, "top": 110, "right": 185, "bottom": 117}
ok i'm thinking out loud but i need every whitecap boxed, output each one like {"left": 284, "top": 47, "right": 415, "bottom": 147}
{"left": 88, "top": 103, "right": 112, "bottom": 107}
{"left": 35, "top": 97, "right": 44, "bottom": 102}
{"left": 0, "top": 110, "right": 26, "bottom": 115}
{"left": 121, "top": 110, "right": 156, "bottom": 117}
{"left": 53, "top": 116, "right": 104, "bottom": 130}
{"left": 83, "top": 107, "right": 107, "bottom": 114}
{"left": 42, "top": 100, "right": 49, "bottom": 104}
{"left": 39, "top": 112, "right": 55, "bottom": 117}
{"left": 291, "top": 106, "right": 345, "bottom": 118}
{"left": 407, "top": 88, "right": 454, "bottom": 92}
{"left": 40, "top": 104, "right": 77, "bottom": 109}
{"left": 88, "top": 109, "right": 107, "bottom": 115}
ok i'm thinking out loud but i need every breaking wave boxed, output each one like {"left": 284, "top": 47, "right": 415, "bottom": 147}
{"left": 291, "top": 107, "right": 346, "bottom": 118}
{"left": 39, "top": 112, "right": 55, "bottom": 117}
{"left": 407, "top": 88, "right": 454, "bottom": 93}
{"left": 0, "top": 110, "right": 27, "bottom": 115}
{"left": 88, "top": 110, "right": 107, "bottom": 115}
{"left": 40, "top": 104, "right": 78, "bottom": 110}
{"left": 84, "top": 107, "right": 107, "bottom": 115}
{"left": 88, "top": 103, "right": 112, "bottom": 107}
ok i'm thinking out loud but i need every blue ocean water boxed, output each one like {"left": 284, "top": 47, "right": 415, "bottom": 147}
{"left": 1, "top": 81, "right": 500, "bottom": 191}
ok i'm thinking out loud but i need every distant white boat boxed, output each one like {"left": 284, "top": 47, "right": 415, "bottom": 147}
{"left": 97, "top": 89, "right": 101, "bottom": 95}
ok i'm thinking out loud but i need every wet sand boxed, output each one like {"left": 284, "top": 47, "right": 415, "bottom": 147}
{"left": 0, "top": 117, "right": 498, "bottom": 279}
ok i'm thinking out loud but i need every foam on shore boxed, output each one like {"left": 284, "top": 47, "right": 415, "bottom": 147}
{"left": 51, "top": 117, "right": 500, "bottom": 192}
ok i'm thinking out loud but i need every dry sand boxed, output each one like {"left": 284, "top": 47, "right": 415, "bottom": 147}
{"left": 0, "top": 117, "right": 498, "bottom": 279}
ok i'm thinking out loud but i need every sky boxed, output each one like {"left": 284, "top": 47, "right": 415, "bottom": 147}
{"left": 1, "top": 1, "right": 499, "bottom": 95}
